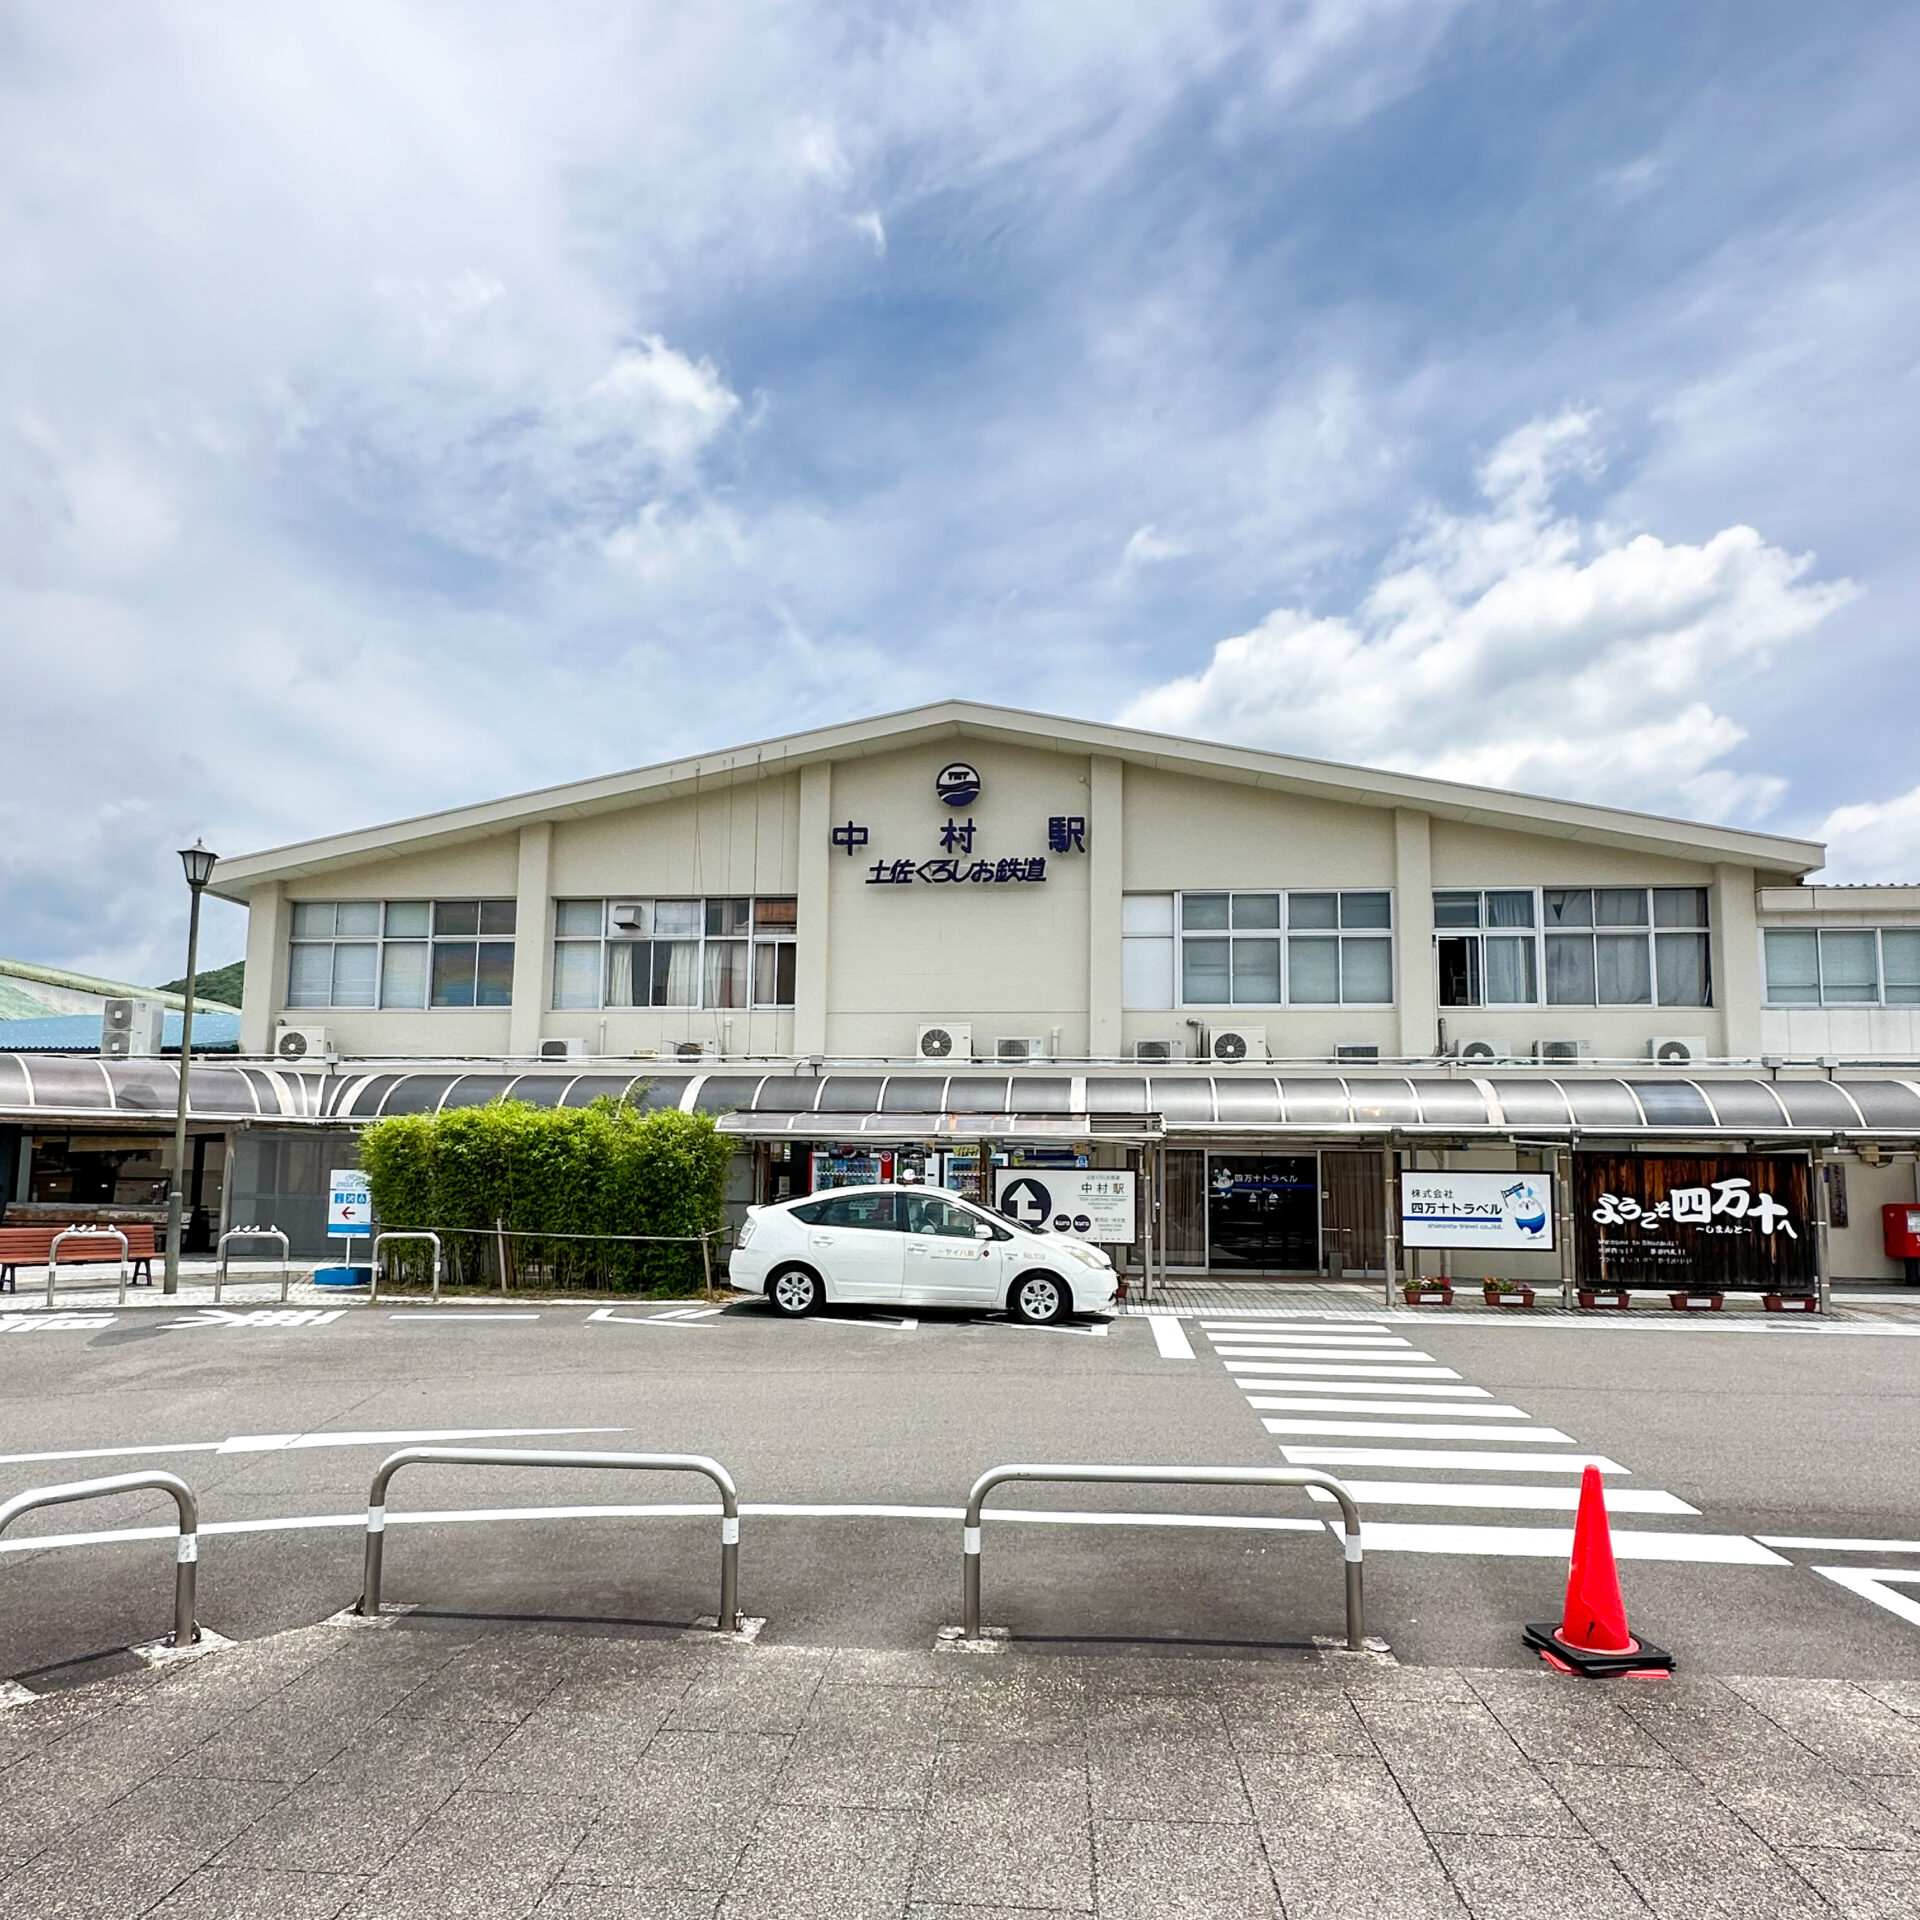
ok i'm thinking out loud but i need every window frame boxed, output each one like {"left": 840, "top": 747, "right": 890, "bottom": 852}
{"left": 1124, "top": 890, "right": 1395, "bottom": 1009}
{"left": 551, "top": 896, "right": 800, "bottom": 1011}
{"left": 1435, "top": 887, "right": 1711, "bottom": 1010}
{"left": 287, "top": 899, "right": 517, "bottom": 1012}
{"left": 1763, "top": 926, "right": 1920, "bottom": 1008}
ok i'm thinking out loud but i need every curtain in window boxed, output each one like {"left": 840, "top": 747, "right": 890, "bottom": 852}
{"left": 380, "top": 941, "right": 430, "bottom": 1009}
{"left": 552, "top": 943, "right": 600, "bottom": 1010}
{"left": 1655, "top": 932, "right": 1710, "bottom": 1006}
{"left": 1883, "top": 931, "right": 1920, "bottom": 1006}
{"left": 1545, "top": 934, "right": 1596, "bottom": 1005}
{"left": 1182, "top": 939, "right": 1231, "bottom": 1004}
{"left": 287, "top": 945, "right": 332, "bottom": 1007}
{"left": 1287, "top": 938, "right": 1339, "bottom": 1003}
{"left": 1231, "top": 939, "right": 1281, "bottom": 1002}
{"left": 1482, "top": 936, "right": 1535, "bottom": 1005}
{"left": 704, "top": 940, "right": 749, "bottom": 1008}
{"left": 1819, "top": 931, "right": 1879, "bottom": 1002}
{"left": 605, "top": 941, "right": 641, "bottom": 1007}
{"left": 657, "top": 940, "right": 700, "bottom": 1006}
{"left": 1595, "top": 934, "right": 1651, "bottom": 1004}
{"left": 1763, "top": 931, "right": 1820, "bottom": 1004}
{"left": 331, "top": 943, "right": 378, "bottom": 1007}
{"left": 1339, "top": 938, "right": 1393, "bottom": 1003}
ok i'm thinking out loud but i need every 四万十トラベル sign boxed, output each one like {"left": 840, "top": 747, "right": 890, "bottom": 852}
{"left": 1401, "top": 1172, "right": 1555, "bottom": 1250}
{"left": 1573, "top": 1154, "right": 1813, "bottom": 1291}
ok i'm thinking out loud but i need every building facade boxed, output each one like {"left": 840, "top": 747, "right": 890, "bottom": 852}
{"left": 8, "top": 704, "right": 1920, "bottom": 1284}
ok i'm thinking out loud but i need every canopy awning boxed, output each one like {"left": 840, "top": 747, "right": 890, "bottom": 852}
{"left": 3, "top": 1054, "right": 1919, "bottom": 1141}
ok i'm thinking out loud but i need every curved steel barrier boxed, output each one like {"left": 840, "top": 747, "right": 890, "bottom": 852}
{"left": 215, "top": 1226, "right": 291, "bottom": 1304}
{"left": 46, "top": 1226, "right": 130, "bottom": 1308}
{"left": 961, "top": 1462, "right": 1366, "bottom": 1650}
{"left": 0, "top": 1470, "right": 199, "bottom": 1650}
{"left": 356, "top": 1446, "right": 741, "bottom": 1630}
{"left": 370, "top": 1230, "right": 442, "bottom": 1303}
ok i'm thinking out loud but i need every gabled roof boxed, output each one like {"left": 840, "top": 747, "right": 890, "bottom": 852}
{"left": 0, "top": 956, "right": 239, "bottom": 1015}
{"left": 209, "top": 700, "right": 1824, "bottom": 899}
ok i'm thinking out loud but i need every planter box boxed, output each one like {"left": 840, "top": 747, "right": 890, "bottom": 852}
{"left": 1482, "top": 1285, "right": 1535, "bottom": 1308}
{"left": 1668, "top": 1291, "right": 1725, "bottom": 1312}
{"left": 1763, "top": 1293, "right": 1819, "bottom": 1314}
{"left": 1402, "top": 1284, "right": 1453, "bottom": 1306}
{"left": 1578, "top": 1288, "right": 1630, "bottom": 1310}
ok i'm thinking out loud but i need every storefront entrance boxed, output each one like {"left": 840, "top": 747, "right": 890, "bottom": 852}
{"left": 1156, "top": 1147, "right": 1384, "bottom": 1277}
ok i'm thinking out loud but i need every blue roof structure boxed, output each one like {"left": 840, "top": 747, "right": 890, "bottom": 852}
{"left": 0, "top": 1012, "right": 241, "bottom": 1054}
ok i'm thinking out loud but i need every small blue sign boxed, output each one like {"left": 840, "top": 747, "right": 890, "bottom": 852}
{"left": 936, "top": 761, "right": 982, "bottom": 807}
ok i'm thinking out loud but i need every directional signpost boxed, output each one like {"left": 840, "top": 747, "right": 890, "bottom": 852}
{"left": 994, "top": 1170, "right": 1135, "bottom": 1243}
{"left": 325, "top": 1169, "right": 372, "bottom": 1283}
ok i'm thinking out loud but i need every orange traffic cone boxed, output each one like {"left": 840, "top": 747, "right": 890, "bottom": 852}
{"left": 1523, "top": 1466, "right": 1674, "bottom": 1677}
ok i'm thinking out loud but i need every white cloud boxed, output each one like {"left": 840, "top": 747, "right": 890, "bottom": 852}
{"left": 1121, "top": 413, "right": 1856, "bottom": 822}
{"left": 850, "top": 209, "right": 887, "bottom": 256}
{"left": 1818, "top": 789, "right": 1920, "bottom": 884}
{"left": 1121, "top": 523, "right": 1190, "bottom": 568}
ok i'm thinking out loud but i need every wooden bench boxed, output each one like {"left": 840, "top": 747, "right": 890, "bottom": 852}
{"left": 0, "top": 1225, "right": 157, "bottom": 1293}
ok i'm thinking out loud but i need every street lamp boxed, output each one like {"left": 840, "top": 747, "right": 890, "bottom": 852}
{"left": 163, "top": 839, "right": 218, "bottom": 1295}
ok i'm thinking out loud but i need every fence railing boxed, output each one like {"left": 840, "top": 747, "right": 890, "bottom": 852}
{"left": 0, "top": 1470, "right": 199, "bottom": 1650}
{"left": 47, "top": 1226, "right": 130, "bottom": 1308}
{"left": 365, "top": 1223, "right": 729, "bottom": 1297}
{"left": 355, "top": 1446, "right": 741, "bottom": 1630}
{"left": 215, "top": 1226, "right": 291, "bottom": 1304}
{"left": 960, "top": 1462, "right": 1366, "bottom": 1649}
{"left": 370, "top": 1231, "right": 442, "bottom": 1303}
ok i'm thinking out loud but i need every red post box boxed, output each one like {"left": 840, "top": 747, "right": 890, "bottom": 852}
{"left": 1882, "top": 1202, "right": 1920, "bottom": 1282}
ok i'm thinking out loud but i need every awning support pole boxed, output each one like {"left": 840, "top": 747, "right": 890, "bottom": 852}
{"left": 1558, "top": 1147, "right": 1576, "bottom": 1311}
{"left": 1814, "top": 1144, "right": 1832, "bottom": 1317}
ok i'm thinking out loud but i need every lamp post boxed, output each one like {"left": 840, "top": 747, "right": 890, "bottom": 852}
{"left": 163, "top": 840, "right": 218, "bottom": 1296}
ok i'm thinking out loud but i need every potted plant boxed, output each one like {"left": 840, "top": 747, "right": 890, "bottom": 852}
{"left": 1481, "top": 1279, "right": 1535, "bottom": 1308}
{"left": 1577, "top": 1285, "right": 1630, "bottom": 1309}
{"left": 1667, "top": 1290, "right": 1725, "bottom": 1311}
{"left": 1401, "top": 1279, "right": 1453, "bottom": 1306}
{"left": 1762, "top": 1292, "right": 1818, "bottom": 1313}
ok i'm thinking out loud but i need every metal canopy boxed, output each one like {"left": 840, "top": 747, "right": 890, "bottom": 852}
{"left": 3, "top": 1054, "right": 1919, "bottom": 1140}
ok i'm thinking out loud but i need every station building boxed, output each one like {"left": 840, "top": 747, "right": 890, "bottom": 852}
{"left": 6, "top": 702, "right": 1920, "bottom": 1288}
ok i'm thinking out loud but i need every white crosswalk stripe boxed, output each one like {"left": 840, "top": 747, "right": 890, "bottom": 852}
{"left": 1196, "top": 1311, "right": 1750, "bottom": 1563}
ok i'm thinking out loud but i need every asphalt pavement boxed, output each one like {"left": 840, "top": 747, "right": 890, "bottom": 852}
{"left": 4, "top": 1298, "right": 1920, "bottom": 1690}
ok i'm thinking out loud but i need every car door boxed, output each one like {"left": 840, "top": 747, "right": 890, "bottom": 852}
{"left": 900, "top": 1192, "right": 1005, "bottom": 1306}
{"left": 801, "top": 1190, "right": 904, "bottom": 1302}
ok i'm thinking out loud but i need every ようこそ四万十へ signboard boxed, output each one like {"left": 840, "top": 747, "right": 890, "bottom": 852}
{"left": 1573, "top": 1154, "right": 1813, "bottom": 1291}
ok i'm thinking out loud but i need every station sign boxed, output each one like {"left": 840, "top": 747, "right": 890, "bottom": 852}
{"left": 1401, "top": 1172, "right": 1555, "bottom": 1251}
{"left": 327, "top": 1169, "right": 372, "bottom": 1234}
{"left": 1573, "top": 1154, "right": 1813, "bottom": 1291}
{"left": 995, "top": 1169, "right": 1135, "bottom": 1243}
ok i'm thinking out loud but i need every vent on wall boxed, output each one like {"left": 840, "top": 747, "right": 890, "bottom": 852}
{"left": 917, "top": 1023, "right": 972, "bottom": 1062}
{"left": 1333, "top": 1043, "right": 1380, "bottom": 1062}
{"left": 1209, "top": 1027, "right": 1269, "bottom": 1063}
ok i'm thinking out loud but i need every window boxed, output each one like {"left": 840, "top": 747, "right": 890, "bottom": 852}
{"left": 288, "top": 899, "right": 516, "bottom": 1010}
{"left": 1765, "top": 928, "right": 1920, "bottom": 1007}
{"left": 1119, "top": 890, "right": 1392, "bottom": 1008}
{"left": 901, "top": 1193, "right": 988, "bottom": 1237}
{"left": 1436, "top": 887, "right": 1710, "bottom": 1008}
{"left": 792, "top": 1191, "right": 897, "bottom": 1229}
{"left": 552, "top": 897, "right": 798, "bottom": 1010}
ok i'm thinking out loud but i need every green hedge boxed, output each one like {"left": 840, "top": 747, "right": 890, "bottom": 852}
{"left": 358, "top": 1097, "right": 734, "bottom": 1294}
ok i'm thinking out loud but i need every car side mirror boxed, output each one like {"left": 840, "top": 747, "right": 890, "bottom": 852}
{"left": 974, "top": 1222, "right": 993, "bottom": 1239}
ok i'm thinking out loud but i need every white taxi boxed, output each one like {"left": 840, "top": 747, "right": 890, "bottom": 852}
{"left": 729, "top": 1184, "right": 1118, "bottom": 1324}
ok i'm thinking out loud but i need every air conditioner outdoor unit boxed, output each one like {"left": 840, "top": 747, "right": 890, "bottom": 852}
{"left": 1650, "top": 1036, "right": 1709, "bottom": 1068}
{"left": 275, "top": 1024, "right": 335, "bottom": 1064}
{"left": 101, "top": 997, "right": 164, "bottom": 1058}
{"left": 608, "top": 901, "right": 646, "bottom": 930}
{"left": 1208, "top": 1027, "right": 1269, "bottom": 1063}
{"left": 674, "top": 1039, "right": 720, "bottom": 1061}
{"left": 916, "top": 1022, "right": 972, "bottom": 1062}
{"left": 1457, "top": 1038, "right": 1506, "bottom": 1064}
{"left": 996, "top": 1036, "right": 1049, "bottom": 1064}
{"left": 538, "top": 1037, "right": 588, "bottom": 1062}
{"left": 1532, "top": 1039, "right": 1589, "bottom": 1063}
{"left": 1133, "top": 1038, "right": 1183, "bottom": 1061}
{"left": 1334, "top": 1043, "right": 1381, "bottom": 1062}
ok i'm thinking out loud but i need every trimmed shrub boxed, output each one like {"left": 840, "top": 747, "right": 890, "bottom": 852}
{"left": 358, "top": 1097, "right": 733, "bottom": 1294}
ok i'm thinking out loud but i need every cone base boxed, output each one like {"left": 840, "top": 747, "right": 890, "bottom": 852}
{"left": 1523, "top": 1622, "right": 1674, "bottom": 1678}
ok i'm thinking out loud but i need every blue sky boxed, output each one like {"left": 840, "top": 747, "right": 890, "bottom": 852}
{"left": 4, "top": 1, "right": 1918, "bottom": 978}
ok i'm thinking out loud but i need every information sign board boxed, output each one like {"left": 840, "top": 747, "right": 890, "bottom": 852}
{"left": 1401, "top": 1172, "right": 1556, "bottom": 1251}
{"left": 327, "top": 1170, "right": 372, "bottom": 1234}
{"left": 995, "top": 1169, "right": 1135, "bottom": 1243}
{"left": 1573, "top": 1154, "right": 1813, "bottom": 1292}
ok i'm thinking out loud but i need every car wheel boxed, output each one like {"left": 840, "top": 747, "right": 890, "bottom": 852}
{"left": 768, "top": 1266, "right": 822, "bottom": 1316}
{"left": 1010, "top": 1271, "right": 1067, "bottom": 1325}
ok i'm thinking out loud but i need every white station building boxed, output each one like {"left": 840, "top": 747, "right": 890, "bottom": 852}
{"left": 6, "top": 702, "right": 1920, "bottom": 1287}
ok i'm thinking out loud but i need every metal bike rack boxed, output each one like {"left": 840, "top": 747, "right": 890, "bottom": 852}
{"left": 370, "top": 1230, "right": 442, "bottom": 1303}
{"left": 215, "top": 1225, "right": 291, "bottom": 1304}
{"left": 356, "top": 1446, "right": 741, "bottom": 1631}
{"left": 961, "top": 1462, "right": 1368, "bottom": 1650}
{"left": 0, "top": 1470, "right": 200, "bottom": 1650}
{"left": 46, "top": 1226, "right": 131, "bottom": 1308}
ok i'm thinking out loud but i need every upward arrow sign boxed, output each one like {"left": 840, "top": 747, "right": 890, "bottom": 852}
{"left": 1005, "top": 1181, "right": 1048, "bottom": 1224}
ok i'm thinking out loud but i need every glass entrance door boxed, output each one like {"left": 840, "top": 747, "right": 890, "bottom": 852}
{"left": 1207, "top": 1153, "right": 1320, "bottom": 1272}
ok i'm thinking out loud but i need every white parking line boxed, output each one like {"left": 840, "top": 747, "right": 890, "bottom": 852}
{"left": 1147, "top": 1315, "right": 1194, "bottom": 1359}
{"left": 1758, "top": 1536, "right": 1920, "bottom": 1554}
{"left": 387, "top": 1312, "right": 540, "bottom": 1322}
{"left": 1244, "top": 1398, "right": 1532, "bottom": 1419}
{"left": 1261, "top": 1418, "right": 1576, "bottom": 1443}
{"left": 1278, "top": 1447, "right": 1629, "bottom": 1473}
{"left": 1812, "top": 1567, "right": 1920, "bottom": 1628}
{"left": 1210, "top": 1348, "right": 1441, "bottom": 1365}
{"left": 1305, "top": 1481, "right": 1699, "bottom": 1515}
{"left": 1355, "top": 1522, "right": 1785, "bottom": 1564}
{"left": 1230, "top": 1376, "right": 1490, "bottom": 1398}
{"left": 1202, "top": 1331, "right": 1412, "bottom": 1346}
{"left": 0, "top": 1426, "right": 626, "bottom": 1471}
{"left": 588, "top": 1307, "right": 713, "bottom": 1328}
